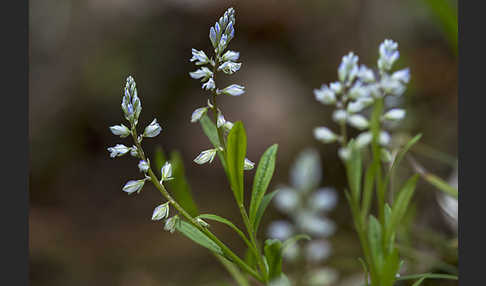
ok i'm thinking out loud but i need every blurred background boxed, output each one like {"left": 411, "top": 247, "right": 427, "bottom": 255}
{"left": 29, "top": 0, "right": 457, "bottom": 285}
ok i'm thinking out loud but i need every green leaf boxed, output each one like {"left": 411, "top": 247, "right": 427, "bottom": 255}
{"left": 346, "top": 141, "right": 362, "bottom": 202}
{"left": 249, "top": 144, "right": 278, "bottom": 226}
{"left": 264, "top": 239, "right": 283, "bottom": 280}
{"left": 381, "top": 248, "right": 400, "bottom": 286}
{"left": 422, "top": 172, "right": 458, "bottom": 199}
{"left": 368, "top": 215, "right": 384, "bottom": 273}
{"left": 412, "top": 277, "right": 426, "bottom": 286}
{"left": 390, "top": 175, "right": 419, "bottom": 232}
{"left": 253, "top": 190, "right": 279, "bottom": 234}
{"left": 176, "top": 220, "right": 223, "bottom": 256}
{"left": 198, "top": 214, "right": 252, "bottom": 249}
{"left": 357, "top": 257, "right": 369, "bottom": 286}
{"left": 226, "top": 121, "right": 247, "bottom": 204}
{"left": 199, "top": 114, "right": 227, "bottom": 171}
{"left": 282, "top": 234, "right": 311, "bottom": 251}
{"left": 361, "top": 162, "right": 376, "bottom": 222}
{"left": 397, "top": 273, "right": 458, "bottom": 281}
{"left": 167, "top": 151, "right": 199, "bottom": 216}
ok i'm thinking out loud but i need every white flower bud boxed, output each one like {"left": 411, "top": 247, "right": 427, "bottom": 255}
{"left": 314, "top": 84, "right": 336, "bottom": 105}
{"left": 164, "top": 215, "right": 179, "bottom": 234}
{"left": 267, "top": 220, "right": 294, "bottom": 241}
{"left": 332, "top": 109, "right": 347, "bottom": 124}
{"left": 196, "top": 217, "right": 210, "bottom": 228}
{"left": 189, "top": 67, "right": 213, "bottom": 81}
{"left": 379, "top": 131, "right": 391, "bottom": 146}
{"left": 138, "top": 160, "right": 149, "bottom": 173}
{"left": 223, "top": 121, "right": 234, "bottom": 132}
{"left": 338, "top": 147, "right": 351, "bottom": 161}
{"left": 305, "top": 240, "right": 332, "bottom": 263}
{"left": 347, "top": 97, "right": 373, "bottom": 113}
{"left": 244, "top": 158, "right": 255, "bottom": 170}
{"left": 217, "top": 112, "right": 226, "bottom": 128}
{"left": 355, "top": 132, "right": 373, "bottom": 148}
{"left": 190, "top": 48, "right": 210, "bottom": 65}
{"left": 202, "top": 77, "right": 216, "bottom": 90}
{"left": 130, "top": 145, "right": 139, "bottom": 158}
{"left": 152, "top": 202, "right": 170, "bottom": 221}
{"left": 274, "top": 187, "right": 299, "bottom": 213}
{"left": 191, "top": 107, "right": 208, "bottom": 123}
{"left": 383, "top": 109, "right": 406, "bottom": 121}
{"left": 348, "top": 81, "right": 370, "bottom": 100}
{"left": 314, "top": 127, "right": 337, "bottom": 143}
{"left": 122, "top": 179, "right": 146, "bottom": 194}
{"left": 109, "top": 124, "right": 131, "bottom": 138}
{"left": 297, "top": 212, "right": 336, "bottom": 238}
{"left": 218, "top": 61, "right": 242, "bottom": 74}
{"left": 329, "top": 82, "right": 343, "bottom": 94}
{"left": 143, "top": 118, "right": 162, "bottom": 138}
{"left": 194, "top": 149, "right": 217, "bottom": 164}
{"left": 358, "top": 65, "right": 375, "bottom": 83}
{"left": 391, "top": 68, "right": 410, "bottom": 84}
{"left": 347, "top": 114, "right": 369, "bottom": 130}
{"left": 338, "top": 52, "right": 359, "bottom": 83}
{"left": 221, "top": 84, "right": 245, "bottom": 96}
{"left": 222, "top": 50, "right": 240, "bottom": 62}
{"left": 107, "top": 144, "right": 130, "bottom": 158}
{"left": 378, "top": 39, "right": 399, "bottom": 71}
{"left": 309, "top": 188, "right": 338, "bottom": 212}
{"left": 160, "top": 162, "right": 173, "bottom": 182}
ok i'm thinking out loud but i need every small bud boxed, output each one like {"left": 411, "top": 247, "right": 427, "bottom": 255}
{"left": 220, "top": 84, "right": 245, "bottom": 96}
{"left": 347, "top": 114, "right": 369, "bottom": 130}
{"left": 222, "top": 50, "right": 240, "bottom": 62}
{"left": 138, "top": 160, "right": 149, "bottom": 173}
{"left": 122, "top": 179, "right": 146, "bottom": 194}
{"left": 107, "top": 144, "right": 130, "bottom": 158}
{"left": 202, "top": 77, "right": 216, "bottom": 90}
{"left": 196, "top": 217, "right": 210, "bottom": 228}
{"left": 355, "top": 132, "right": 372, "bottom": 148}
{"left": 164, "top": 215, "right": 180, "bottom": 234}
{"left": 383, "top": 109, "right": 406, "bottom": 121}
{"left": 338, "top": 52, "right": 359, "bottom": 83}
{"left": 194, "top": 149, "right": 218, "bottom": 165}
{"left": 379, "top": 131, "right": 391, "bottom": 146}
{"left": 190, "top": 48, "right": 209, "bottom": 65}
{"left": 160, "top": 162, "right": 173, "bottom": 182}
{"left": 130, "top": 145, "right": 139, "bottom": 158}
{"left": 314, "top": 127, "right": 337, "bottom": 143}
{"left": 152, "top": 202, "right": 170, "bottom": 221}
{"left": 244, "top": 158, "right": 255, "bottom": 170}
{"left": 218, "top": 61, "right": 241, "bottom": 75}
{"left": 109, "top": 124, "right": 131, "bottom": 138}
{"left": 191, "top": 107, "right": 208, "bottom": 123}
{"left": 378, "top": 39, "right": 399, "bottom": 71}
{"left": 143, "top": 118, "right": 162, "bottom": 138}
{"left": 217, "top": 112, "right": 226, "bottom": 128}
{"left": 314, "top": 84, "right": 336, "bottom": 105}
{"left": 332, "top": 109, "right": 347, "bottom": 124}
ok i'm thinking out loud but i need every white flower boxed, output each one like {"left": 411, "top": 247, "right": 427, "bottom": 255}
{"left": 305, "top": 240, "right": 332, "bottom": 263}
{"left": 223, "top": 121, "right": 234, "bottom": 132}
{"left": 358, "top": 65, "right": 375, "bottom": 83}
{"left": 380, "top": 75, "right": 405, "bottom": 96}
{"left": 122, "top": 179, "right": 146, "bottom": 194}
{"left": 143, "top": 118, "right": 162, "bottom": 138}
{"left": 190, "top": 48, "right": 209, "bottom": 65}
{"left": 160, "top": 162, "right": 173, "bottom": 182}
{"left": 379, "top": 131, "right": 391, "bottom": 146}
{"left": 347, "top": 97, "right": 372, "bottom": 113}
{"left": 189, "top": 67, "right": 213, "bottom": 81}
{"left": 138, "top": 160, "right": 149, "bottom": 173}
{"left": 202, "top": 78, "right": 216, "bottom": 90}
{"left": 291, "top": 149, "right": 322, "bottom": 190}
{"left": 191, "top": 107, "right": 208, "bottom": 123}
{"left": 267, "top": 220, "right": 294, "bottom": 241}
{"left": 194, "top": 149, "right": 217, "bottom": 164}
{"left": 338, "top": 147, "right": 351, "bottom": 161}
{"left": 309, "top": 188, "right": 338, "bottom": 212}
{"left": 329, "top": 82, "right": 343, "bottom": 94}
{"left": 218, "top": 61, "right": 241, "bottom": 74}
{"left": 338, "top": 52, "right": 359, "bottom": 83}
{"left": 152, "top": 202, "right": 170, "bottom": 221}
{"left": 314, "top": 84, "right": 336, "bottom": 105}
{"left": 296, "top": 212, "right": 336, "bottom": 238}
{"left": 383, "top": 108, "right": 406, "bottom": 121}
{"left": 210, "top": 26, "right": 217, "bottom": 48}
{"left": 109, "top": 124, "right": 131, "bottom": 138}
{"left": 348, "top": 81, "right": 369, "bottom": 100}
{"left": 347, "top": 114, "right": 369, "bottom": 130}
{"left": 244, "top": 158, "right": 255, "bottom": 170}
{"left": 274, "top": 187, "right": 299, "bottom": 213}
{"left": 391, "top": 68, "right": 410, "bottom": 84}
{"left": 378, "top": 39, "right": 400, "bottom": 71}
{"left": 107, "top": 144, "right": 130, "bottom": 158}
{"left": 220, "top": 84, "right": 245, "bottom": 96}
{"left": 222, "top": 50, "right": 240, "bottom": 61}
{"left": 314, "top": 127, "right": 338, "bottom": 143}
{"left": 164, "top": 215, "right": 179, "bottom": 233}
{"left": 355, "top": 132, "right": 373, "bottom": 148}
{"left": 332, "top": 109, "right": 347, "bottom": 123}
{"left": 217, "top": 112, "right": 226, "bottom": 128}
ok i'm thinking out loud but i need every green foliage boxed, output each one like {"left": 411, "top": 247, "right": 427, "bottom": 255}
{"left": 263, "top": 239, "right": 283, "bottom": 281}
{"left": 253, "top": 190, "right": 279, "bottom": 234}
{"left": 176, "top": 220, "right": 223, "bottom": 256}
{"left": 167, "top": 151, "right": 199, "bottom": 216}
{"left": 249, "top": 144, "right": 278, "bottom": 227}
{"left": 199, "top": 214, "right": 252, "bottom": 249}
{"left": 199, "top": 114, "right": 227, "bottom": 171}
{"left": 226, "top": 121, "right": 247, "bottom": 205}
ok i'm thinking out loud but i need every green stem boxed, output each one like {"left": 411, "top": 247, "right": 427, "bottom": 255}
{"left": 370, "top": 98, "right": 385, "bottom": 224}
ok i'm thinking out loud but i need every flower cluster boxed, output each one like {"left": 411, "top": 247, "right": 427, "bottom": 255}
{"left": 189, "top": 8, "right": 253, "bottom": 169}
{"left": 107, "top": 76, "right": 178, "bottom": 232}
{"left": 313, "top": 39, "right": 410, "bottom": 161}
{"left": 267, "top": 149, "right": 338, "bottom": 284}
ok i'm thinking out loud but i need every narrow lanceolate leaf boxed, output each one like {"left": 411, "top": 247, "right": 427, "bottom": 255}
{"left": 264, "top": 239, "right": 283, "bottom": 281}
{"left": 226, "top": 121, "right": 247, "bottom": 204}
{"left": 282, "top": 234, "right": 311, "bottom": 251}
{"left": 389, "top": 175, "right": 419, "bottom": 234}
{"left": 361, "top": 162, "right": 376, "bottom": 222}
{"left": 253, "top": 190, "right": 279, "bottom": 233}
{"left": 422, "top": 172, "right": 458, "bottom": 199}
{"left": 412, "top": 277, "right": 426, "bottom": 286}
{"left": 198, "top": 214, "right": 252, "bottom": 249}
{"left": 167, "top": 151, "right": 199, "bottom": 216}
{"left": 249, "top": 144, "right": 278, "bottom": 226}
{"left": 176, "top": 220, "right": 223, "bottom": 256}
{"left": 367, "top": 215, "right": 384, "bottom": 273}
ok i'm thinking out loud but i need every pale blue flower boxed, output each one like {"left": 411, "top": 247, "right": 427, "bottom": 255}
{"left": 347, "top": 114, "right": 369, "bottom": 130}
{"left": 244, "top": 158, "right": 255, "bottom": 170}
{"left": 314, "top": 84, "right": 336, "bottom": 105}
{"left": 191, "top": 107, "right": 208, "bottom": 123}
{"left": 107, "top": 144, "right": 130, "bottom": 158}
{"left": 152, "top": 202, "right": 170, "bottom": 220}
{"left": 267, "top": 220, "right": 294, "bottom": 241}
{"left": 164, "top": 215, "right": 179, "bottom": 233}
{"left": 202, "top": 78, "right": 216, "bottom": 90}
{"left": 160, "top": 162, "right": 173, "bottom": 182}
{"left": 338, "top": 52, "right": 359, "bottom": 83}
{"left": 109, "top": 124, "right": 131, "bottom": 138}
{"left": 138, "top": 160, "right": 149, "bottom": 173}
{"left": 378, "top": 39, "right": 399, "bottom": 71}
{"left": 194, "top": 149, "right": 217, "bottom": 164}
{"left": 189, "top": 67, "right": 213, "bottom": 81}
{"left": 222, "top": 50, "right": 240, "bottom": 61}
{"left": 218, "top": 61, "right": 241, "bottom": 74}
{"left": 143, "top": 118, "right": 162, "bottom": 138}
{"left": 274, "top": 187, "right": 299, "bottom": 213}
{"left": 383, "top": 108, "right": 406, "bottom": 121}
{"left": 122, "top": 179, "right": 146, "bottom": 194}
{"left": 314, "top": 127, "right": 338, "bottom": 143}
{"left": 221, "top": 84, "right": 245, "bottom": 96}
